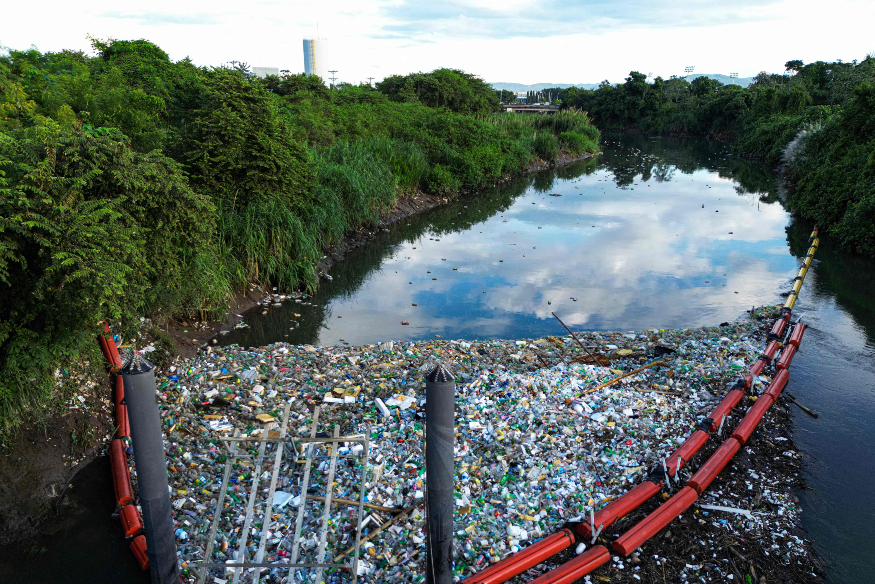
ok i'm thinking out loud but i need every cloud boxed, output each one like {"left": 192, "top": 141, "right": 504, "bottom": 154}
{"left": 376, "top": 0, "right": 783, "bottom": 40}
{"left": 98, "top": 11, "right": 225, "bottom": 26}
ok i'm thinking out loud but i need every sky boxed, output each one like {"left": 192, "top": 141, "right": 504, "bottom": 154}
{"left": 2, "top": 0, "right": 874, "bottom": 85}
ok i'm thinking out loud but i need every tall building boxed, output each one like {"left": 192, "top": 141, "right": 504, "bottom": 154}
{"left": 303, "top": 38, "right": 329, "bottom": 82}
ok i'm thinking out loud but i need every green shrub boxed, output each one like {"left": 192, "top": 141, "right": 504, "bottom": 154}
{"left": 424, "top": 164, "right": 461, "bottom": 195}
{"left": 559, "top": 131, "right": 596, "bottom": 155}
{"left": 533, "top": 132, "right": 558, "bottom": 162}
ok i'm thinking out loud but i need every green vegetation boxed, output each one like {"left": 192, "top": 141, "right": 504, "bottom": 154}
{"left": 562, "top": 58, "right": 875, "bottom": 255}
{"left": 0, "top": 39, "right": 599, "bottom": 433}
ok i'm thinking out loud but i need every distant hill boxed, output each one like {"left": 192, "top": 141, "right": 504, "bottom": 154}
{"left": 489, "top": 82, "right": 600, "bottom": 92}
{"left": 683, "top": 73, "right": 754, "bottom": 88}
{"left": 490, "top": 74, "right": 755, "bottom": 92}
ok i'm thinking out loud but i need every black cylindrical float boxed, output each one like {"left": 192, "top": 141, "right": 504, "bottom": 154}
{"left": 122, "top": 353, "right": 180, "bottom": 584}
{"left": 425, "top": 363, "right": 455, "bottom": 584}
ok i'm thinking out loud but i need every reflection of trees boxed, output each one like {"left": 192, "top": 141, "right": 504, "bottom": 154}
{"left": 786, "top": 221, "right": 875, "bottom": 346}
{"left": 598, "top": 134, "right": 780, "bottom": 201}
{"left": 222, "top": 165, "right": 589, "bottom": 347}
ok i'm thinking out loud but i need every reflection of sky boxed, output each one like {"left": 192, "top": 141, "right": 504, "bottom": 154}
{"left": 222, "top": 142, "right": 802, "bottom": 347}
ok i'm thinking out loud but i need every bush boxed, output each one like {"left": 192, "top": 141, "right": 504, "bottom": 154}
{"left": 424, "top": 164, "right": 461, "bottom": 195}
{"left": 559, "top": 131, "right": 596, "bottom": 155}
{"left": 533, "top": 132, "right": 558, "bottom": 163}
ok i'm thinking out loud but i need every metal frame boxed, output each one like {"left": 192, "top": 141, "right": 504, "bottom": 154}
{"left": 193, "top": 405, "right": 370, "bottom": 584}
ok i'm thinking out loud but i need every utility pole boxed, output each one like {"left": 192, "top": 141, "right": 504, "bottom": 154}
{"left": 328, "top": 70, "right": 338, "bottom": 87}
{"left": 367, "top": 76, "right": 375, "bottom": 87}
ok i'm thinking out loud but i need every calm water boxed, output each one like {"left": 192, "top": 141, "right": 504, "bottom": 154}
{"left": 224, "top": 135, "right": 875, "bottom": 584}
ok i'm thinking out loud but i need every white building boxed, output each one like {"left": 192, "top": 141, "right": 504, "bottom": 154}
{"left": 252, "top": 67, "right": 280, "bottom": 79}
{"left": 303, "top": 38, "right": 329, "bottom": 82}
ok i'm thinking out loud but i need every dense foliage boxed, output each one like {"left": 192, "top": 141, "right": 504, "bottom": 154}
{"left": 0, "top": 40, "right": 599, "bottom": 432}
{"left": 377, "top": 68, "right": 499, "bottom": 116}
{"left": 563, "top": 58, "right": 875, "bottom": 255}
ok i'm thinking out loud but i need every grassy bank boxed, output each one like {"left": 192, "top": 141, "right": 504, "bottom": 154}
{"left": 0, "top": 39, "right": 599, "bottom": 433}
{"left": 562, "top": 58, "right": 875, "bottom": 255}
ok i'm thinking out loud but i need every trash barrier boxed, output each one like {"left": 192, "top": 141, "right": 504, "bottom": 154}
{"left": 97, "top": 332, "right": 147, "bottom": 570}
{"left": 611, "top": 486, "right": 698, "bottom": 556}
{"left": 464, "top": 226, "right": 822, "bottom": 581}
{"left": 686, "top": 437, "right": 742, "bottom": 495}
{"left": 576, "top": 481, "right": 662, "bottom": 540}
{"left": 131, "top": 534, "right": 150, "bottom": 571}
{"left": 788, "top": 323, "right": 807, "bottom": 348}
{"left": 462, "top": 530, "right": 576, "bottom": 584}
{"left": 121, "top": 504, "right": 145, "bottom": 538}
{"left": 764, "top": 369, "right": 791, "bottom": 400}
{"left": 117, "top": 401, "right": 131, "bottom": 439}
{"left": 663, "top": 430, "right": 709, "bottom": 475}
{"left": 110, "top": 438, "right": 134, "bottom": 507}
{"left": 526, "top": 546, "right": 611, "bottom": 584}
{"left": 731, "top": 394, "right": 776, "bottom": 446}
{"left": 703, "top": 388, "right": 745, "bottom": 432}
{"left": 776, "top": 345, "right": 797, "bottom": 370}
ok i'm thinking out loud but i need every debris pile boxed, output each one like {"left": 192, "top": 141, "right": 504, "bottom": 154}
{"left": 128, "top": 307, "right": 820, "bottom": 582}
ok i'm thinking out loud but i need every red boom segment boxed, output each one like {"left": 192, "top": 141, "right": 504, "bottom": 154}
{"left": 788, "top": 323, "right": 806, "bottom": 348}
{"left": 705, "top": 389, "right": 745, "bottom": 432}
{"left": 665, "top": 430, "right": 709, "bottom": 473}
{"left": 526, "top": 546, "right": 611, "bottom": 584}
{"left": 731, "top": 395, "right": 775, "bottom": 445}
{"left": 120, "top": 504, "right": 144, "bottom": 538}
{"left": 110, "top": 438, "right": 134, "bottom": 507}
{"left": 768, "top": 317, "right": 789, "bottom": 340}
{"left": 612, "top": 487, "right": 698, "bottom": 556}
{"left": 116, "top": 402, "right": 130, "bottom": 439}
{"left": 575, "top": 481, "right": 662, "bottom": 540}
{"left": 776, "top": 345, "right": 797, "bottom": 370}
{"left": 114, "top": 375, "right": 125, "bottom": 406}
{"left": 749, "top": 360, "right": 766, "bottom": 378}
{"left": 461, "top": 530, "right": 575, "bottom": 584}
{"left": 763, "top": 340, "right": 781, "bottom": 360}
{"left": 686, "top": 438, "right": 741, "bottom": 494}
{"left": 131, "top": 535, "right": 149, "bottom": 570}
{"left": 764, "top": 369, "right": 790, "bottom": 400}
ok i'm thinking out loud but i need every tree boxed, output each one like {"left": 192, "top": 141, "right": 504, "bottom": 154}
{"left": 785, "top": 60, "right": 804, "bottom": 74}
{"left": 377, "top": 69, "right": 499, "bottom": 116}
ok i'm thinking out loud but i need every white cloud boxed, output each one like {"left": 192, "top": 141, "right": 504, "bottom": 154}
{"left": 2, "top": 0, "right": 873, "bottom": 84}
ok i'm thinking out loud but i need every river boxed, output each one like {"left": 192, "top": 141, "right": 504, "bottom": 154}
{"left": 2, "top": 135, "right": 872, "bottom": 583}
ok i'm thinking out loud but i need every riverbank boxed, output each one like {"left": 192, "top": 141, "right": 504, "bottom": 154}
{"left": 147, "top": 306, "right": 823, "bottom": 583}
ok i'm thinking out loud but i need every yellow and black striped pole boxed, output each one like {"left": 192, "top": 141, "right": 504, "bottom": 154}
{"left": 784, "top": 226, "right": 819, "bottom": 312}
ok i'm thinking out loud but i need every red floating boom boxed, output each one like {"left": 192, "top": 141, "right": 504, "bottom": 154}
{"left": 462, "top": 530, "right": 575, "bottom": 584}
{"left": 731, "top": 395, "right": 775, "bottom": 446}
{"left": 612, "top": 486, "right": 698, "bottom": 556}
{"left": 776, "top": 345, "right": 797, "bottom": 370}
{"left": 788, "top": 323, "right": 806, "bottom": 348}
{"left": 576, "top": 481, "right": 662, "bottom": 540}
{"left": 764, "top": 369, "right": 790, "bottom": 400}
{"left": 686, "top": 438, "right": 741, "bottom": 494}
{"left": 664, "top": 430, "right": 709, "bottom": 474}
{"left": 526, "top": 546, "right": 611, "bottom": 584}
{"left": 110, "top": 438, "right": 134, "bottom": 507}
{"left": 120, "top": 504, "right": 144, "bottom": 539}
{"left": 130, "top": 535, "right": 149, "bottom": 570}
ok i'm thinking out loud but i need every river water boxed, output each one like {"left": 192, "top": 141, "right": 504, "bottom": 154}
{"left": 1, "top": 136, "right": 871, "bottom": 583}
